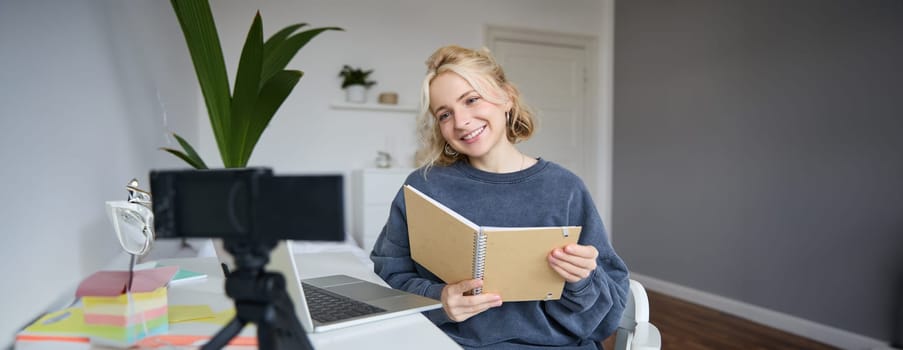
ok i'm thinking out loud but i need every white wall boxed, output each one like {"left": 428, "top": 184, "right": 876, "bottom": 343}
{"left": 187, "top": 0, "right": 611, "bottom": 250}
{"left": 196, "top": 0, "right": 611, "bottom": 245}
{"left": 0, "top": 1, "right": 195, "bottom": 345}
{"left": 197, "top": 0, "right": 606, "bottom": 173}
{"left": 0, "top": 0, "right": 607, "bottom": 345}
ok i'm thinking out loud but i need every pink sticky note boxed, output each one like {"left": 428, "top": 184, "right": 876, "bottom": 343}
{"left": 76, "top": 266, "right": 179, "bottom": 297}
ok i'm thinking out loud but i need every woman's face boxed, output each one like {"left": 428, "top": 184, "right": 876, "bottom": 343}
{"left": 429, "top": 72, "right": 510, "bottom": 162}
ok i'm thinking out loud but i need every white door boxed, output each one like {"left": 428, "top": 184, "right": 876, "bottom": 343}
{"left": 491, "top": 39, "right": 594, "bottom": 194}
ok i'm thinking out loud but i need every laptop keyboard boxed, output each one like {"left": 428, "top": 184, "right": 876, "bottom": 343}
{"left": 302, "top": 283, "right": 387, "bottom": 323}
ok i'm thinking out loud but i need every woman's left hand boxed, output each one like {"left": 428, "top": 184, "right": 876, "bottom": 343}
{"left": 548, "top": 244, "right": 598, "bottom": 283}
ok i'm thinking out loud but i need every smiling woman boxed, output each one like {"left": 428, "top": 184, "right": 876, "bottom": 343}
{"left": 417, "top": 46, "right": 535, "bottom": 172}
{"left": 429, "top": 72, "right": 516, "bottom": 172}
{"left": 369, "top": 45, "right": 630, "bottom": 350}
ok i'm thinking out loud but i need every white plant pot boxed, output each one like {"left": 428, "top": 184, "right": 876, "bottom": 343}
{"left": 345, "top": 85, "right": 367, "bottom": 103}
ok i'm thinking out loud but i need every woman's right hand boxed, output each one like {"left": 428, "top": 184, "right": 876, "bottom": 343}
{"left": 440, "top": 279, "right": 503, "bottom": 322}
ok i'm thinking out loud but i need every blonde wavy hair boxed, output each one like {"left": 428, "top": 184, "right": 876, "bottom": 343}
{"left": 415, "top": 45, "right": 536, "bottom": 169}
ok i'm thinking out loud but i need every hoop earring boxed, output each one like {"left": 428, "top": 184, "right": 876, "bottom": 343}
{"left": 444, "top": 143, "right": 459, "bottom": 156}
{"left": 506, "top": 111, "right": 510, "bottom": 123}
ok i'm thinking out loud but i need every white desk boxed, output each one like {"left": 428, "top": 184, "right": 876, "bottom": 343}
{"left": 15, "top": 252, "right": 461, "bottom": 350}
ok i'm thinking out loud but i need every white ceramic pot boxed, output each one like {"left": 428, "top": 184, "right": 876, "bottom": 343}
{"left": 345, "top": 85, "right": 366, "bottom": 103}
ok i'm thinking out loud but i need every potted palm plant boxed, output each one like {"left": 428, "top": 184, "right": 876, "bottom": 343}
{"left": 158, "top": 0, "right": 341, "bottom": 289}
{"left": 339, "top": 65, "right": 376, "bottom": 103}
{"left": 163, "top": 0, "right": 341, "bottom": 169}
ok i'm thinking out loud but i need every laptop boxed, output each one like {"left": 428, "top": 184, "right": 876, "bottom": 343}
{"left": 205, "top": 173, "right": 440, "bottom": 332}
{"left": 263, "top": 241, "right": 442, "bottom": 333}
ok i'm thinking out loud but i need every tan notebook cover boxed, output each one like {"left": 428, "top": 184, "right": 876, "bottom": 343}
{"left": 404, "top": 185, "right": 581, "bottom": 302}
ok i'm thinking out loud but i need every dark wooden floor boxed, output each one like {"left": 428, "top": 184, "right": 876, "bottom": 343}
{"left": 602, "top": 290, "right": 839, "bottom": 350}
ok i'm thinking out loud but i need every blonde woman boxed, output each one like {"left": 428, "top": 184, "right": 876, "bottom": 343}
{"left": 371, "top": 45, "right": 629, "bottom": 349}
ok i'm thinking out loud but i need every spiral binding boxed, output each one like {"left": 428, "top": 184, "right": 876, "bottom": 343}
{"left": 472, "top": 230, "right": 488, "bottom": 295}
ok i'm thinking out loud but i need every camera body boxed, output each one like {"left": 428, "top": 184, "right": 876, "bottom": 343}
{"left": 150, "top": 168, "right": 344, "bottom": 242}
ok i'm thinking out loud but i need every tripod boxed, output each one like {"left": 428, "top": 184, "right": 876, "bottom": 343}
{"left": 202, "top": 239, "right": 314, "bottom": 350}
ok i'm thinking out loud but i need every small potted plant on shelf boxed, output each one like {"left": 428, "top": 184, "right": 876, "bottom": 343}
{"left": 339, "top": 65, "right": 376, "bottom": 103}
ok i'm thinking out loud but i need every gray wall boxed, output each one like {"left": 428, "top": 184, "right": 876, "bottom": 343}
{"left": 613, "top": 0, "right": 903, "bottom": 344}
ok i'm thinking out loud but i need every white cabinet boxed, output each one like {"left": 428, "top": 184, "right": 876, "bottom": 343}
{"left": 352, "top": 168, "right": 412, "bottom": 255}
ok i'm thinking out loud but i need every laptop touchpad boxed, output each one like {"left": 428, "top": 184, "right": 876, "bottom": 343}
{"left": 328, "top": 282, "right": 404, "bottom": 301}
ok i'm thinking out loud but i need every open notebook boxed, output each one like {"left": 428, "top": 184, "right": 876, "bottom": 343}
{"left": 404, "top": 185, "right": 581, "bottom": 302}
{"left": 262, "top": 242, "right": 442, "bottom": 332}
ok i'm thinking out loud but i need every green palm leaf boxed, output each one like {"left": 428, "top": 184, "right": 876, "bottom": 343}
{"left": 239, "top": 69, "right": 304, "bottom": 165}
{"left": 167, "top": 0, "right": 340, "bottom": 169}
{"left": 161, "top": 132, "right": 208, "bottom": 169}
{"left": 170, "top": 0, "right": 231, "bottom": 166}
{"left": 261, "top": 27, "right": 342, "bottom": 85}
{"left": 263, "top": 23, "right": 306, "bottom": 58}
{"left": 160, "top": 148, "right": 208, "bottom": 170}
{"left": 172, "top": 133, "right": 208, "bottom": 168}
{"left": 229, "top": 12, "right": 265, "bottom": 168}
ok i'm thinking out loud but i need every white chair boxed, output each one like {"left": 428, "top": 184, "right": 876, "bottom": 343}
{"left": 613, "top": 279, "right": 662, "bottom": 350}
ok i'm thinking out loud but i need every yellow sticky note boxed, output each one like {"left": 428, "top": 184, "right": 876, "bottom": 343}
{"left": 196, "top": 308, "right": 236, "bottom": 326}
{"left": 168, "top": 305, "right": 216, "bottom": 323}
{"left": 23, "top": 307, "right": 88, "bottom": 334}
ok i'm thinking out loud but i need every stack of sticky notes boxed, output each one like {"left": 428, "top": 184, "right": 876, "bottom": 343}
{"left": 75, "top": 265, "right": 178, "bottom": 346}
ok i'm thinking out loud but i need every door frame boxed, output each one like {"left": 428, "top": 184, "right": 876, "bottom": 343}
{"left": 485, "top": 15, "right": 614, "bottom": 238}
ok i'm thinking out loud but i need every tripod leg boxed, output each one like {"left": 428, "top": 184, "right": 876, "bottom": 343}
{"left": 201, "top": 317, "right": 245, "bottom": 350}
{"left": 273, "top": 287, "right": 315, "bottom": 350}
{"left": 257, "top": 320, "right": 275, "bottom": 350}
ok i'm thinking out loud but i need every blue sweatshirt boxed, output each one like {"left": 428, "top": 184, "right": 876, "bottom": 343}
{"left": 371, "top": 159, "right": 630, "bottom": 349}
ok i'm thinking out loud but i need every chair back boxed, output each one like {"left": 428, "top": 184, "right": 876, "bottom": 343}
{"left": 612, "top": 279, "right": 661, "bottom": 350}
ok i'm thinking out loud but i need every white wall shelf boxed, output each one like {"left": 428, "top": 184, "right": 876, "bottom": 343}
{"left": 330, "top": 102, "right": 417, "bottom": 113}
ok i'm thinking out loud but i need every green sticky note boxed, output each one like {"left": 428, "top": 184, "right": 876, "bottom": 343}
{"left": 170, "top": 268, "right": 207, "bottom": 285}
